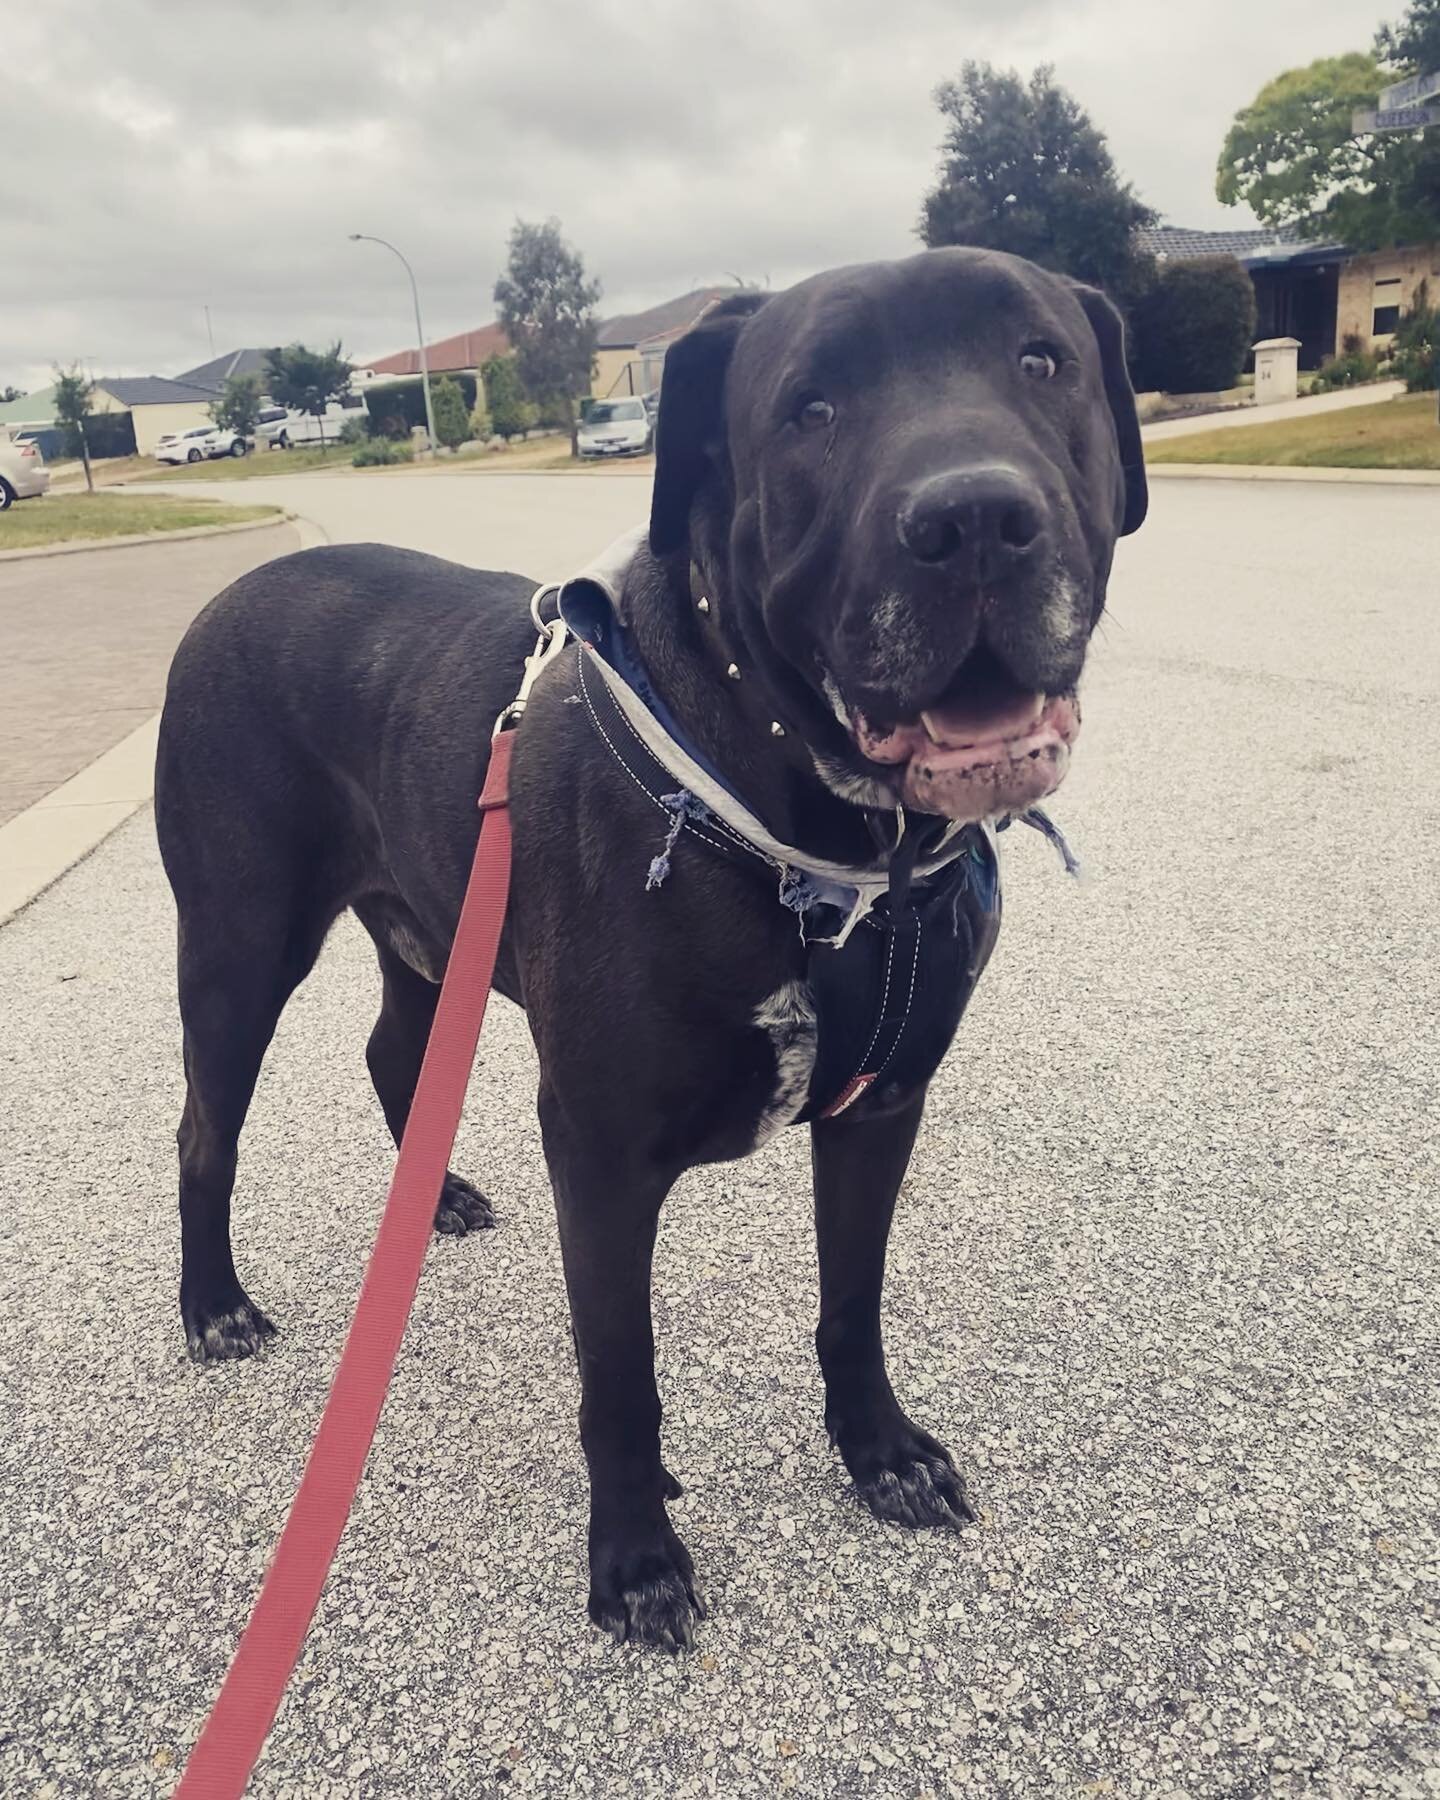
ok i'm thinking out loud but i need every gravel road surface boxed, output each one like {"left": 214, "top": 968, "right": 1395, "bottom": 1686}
{"left": 2, "top": 477, "right": 1437, "bottom": 1797}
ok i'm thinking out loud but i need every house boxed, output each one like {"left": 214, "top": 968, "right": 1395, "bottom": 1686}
{"left": 1138, "top": 225, "right": 1440, "bottom": 371}
{"left": 591, "top": 288, "right": 735, "bottom": 397}
{"left": 367, "top": 323, "right": 510, "bottom": 382}
{"left": 91, "top": 377, "right": 226, "bottom": 455}
{"left": 0, "top": 375, "right": 221, "bottom": 456}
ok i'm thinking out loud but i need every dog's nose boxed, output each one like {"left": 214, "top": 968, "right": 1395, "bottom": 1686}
{"left": 898, "top": 467, "right": 1045, "bottom": 579}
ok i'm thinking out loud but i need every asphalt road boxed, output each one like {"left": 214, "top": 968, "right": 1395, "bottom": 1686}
{"left": 2, "top": 474, "right": 1438, "bottom": 1798}
{"left": 0, "top": 521, "right": 298, "bottom": 823}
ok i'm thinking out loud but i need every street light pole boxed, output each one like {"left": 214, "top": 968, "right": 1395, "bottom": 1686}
{"left": 348, "top": 233, "right": 438, "bottom": 453}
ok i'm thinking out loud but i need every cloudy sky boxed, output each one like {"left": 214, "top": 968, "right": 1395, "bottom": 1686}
{"left": 5, "top": 0, "right": 1392, "bottom": 393}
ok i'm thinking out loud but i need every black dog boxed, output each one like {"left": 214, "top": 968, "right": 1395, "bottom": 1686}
{"left": 156, "top": 247, "right": 1145, "bottom": 1650}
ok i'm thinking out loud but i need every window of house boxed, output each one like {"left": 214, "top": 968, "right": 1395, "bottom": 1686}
{"left": 1372, "top": 278, "right": 1402, "bottom": 336}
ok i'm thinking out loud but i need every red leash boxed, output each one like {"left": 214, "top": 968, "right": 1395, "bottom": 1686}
{"left": 175, "top": 730, "right": 516, "bottom": 1799}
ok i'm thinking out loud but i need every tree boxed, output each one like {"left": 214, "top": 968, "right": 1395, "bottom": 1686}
{"left": 494, "top": 218, "right": 601, "bottom": 455}
{"left": 264, "top": 341, "right": 351, "bottom": 447}
{"left": 919, "top": 63, "right": 1156, "bottom": 298}
{"left": 482, "top": 353, "right": 536, "bottom": 442}
{"left": 429, "top": 375, "right": 470, "bottom": 450}
{"left": 1132, "top": 257, "right": 1258, "bottom": 394}
{"left": 1378, "top": 0, "right": 1440, "bottom": 73}
{"left": 1, "top": 385, "right": 24, "bottom": 404}
{"left": 52, "top": 364, "right": 96, "bottom": 493}
{"left": 1217, "top": 3, "right": 1440, "bottom": 249}
{"left": 1392, "top": 280, "right": 1439, "bottom": 388}
{"left": 209, "top": 373, "right": 262, "bottom": 436}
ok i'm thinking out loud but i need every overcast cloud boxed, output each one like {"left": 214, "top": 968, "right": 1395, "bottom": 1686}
{"left": 4, "top": 0, "right": 1391, "bottom": 391}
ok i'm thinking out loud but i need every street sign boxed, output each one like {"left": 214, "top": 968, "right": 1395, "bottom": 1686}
{"left": 1353, "top": 99, "right": 1440, "bottom": 132}
{"left": 1378, "top": 68, "right": 1440, "bottom": 109}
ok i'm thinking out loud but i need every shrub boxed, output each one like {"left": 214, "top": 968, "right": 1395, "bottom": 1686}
{"left": 351, "top": 437, "right": 415, "bottom": 467}
{"left": 469, "top": 399, "right": 492, "bottom": 443}
{"left": 482, "top": 353, "right": 537, "bottom": 441}
{"left": 338, "top": 415, "right": 371, "bottom": 446}
{"left": 1311, "top": 347, "right": 1387, "bottom": 392}
{"left": 430, "top": 375, "right": 470, "bottom": 450}
{"left": 1132, "top": 255, "right": 1257, "bottom": 394}
{"left": 1391, "top": 281, "right": 1438, "bottom": 392}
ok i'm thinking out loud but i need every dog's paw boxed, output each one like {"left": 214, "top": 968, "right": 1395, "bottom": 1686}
{"left": 588, "top": 1517, "right": 704, "bottom": 1652}
{"left": 183, "top": 1291, "right": 277, "bottom": 1364}
{"left": 837, "top": 1418, "right": 975, "bottom": 1530}
{"left": 433, "top": 1171, "right": 494, "bottom": 1236}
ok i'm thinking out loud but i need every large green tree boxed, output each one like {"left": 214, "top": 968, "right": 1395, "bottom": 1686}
{"left": 52, "top": 364, "right": 96, "bottom": 493}
{"left": 494, "top": 219, "right": 600, "bottom": 456}
{"left": 1217, "top": 1, "right": 1440, "bottom": 248}
{"left": 919, "top": 62, "right": 1156, "bottom": 298}
{"left": 264, "top": 341, "right": 351, "bottom": 445}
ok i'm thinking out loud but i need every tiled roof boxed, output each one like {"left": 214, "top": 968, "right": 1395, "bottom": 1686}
{"left": 369, "top": 322, "right": 510, "bottom": 377}
{"left": 174, "top": 348, "right": 271, "bottom": 390}
{"left": 1138, "top": 224, "right": 1345, "bottom": 264}
{"left": 95, "top": 376, "right": 221, "bottom": 408}
{"left": 596, "top": 288, "right": 736, "bottom": 349}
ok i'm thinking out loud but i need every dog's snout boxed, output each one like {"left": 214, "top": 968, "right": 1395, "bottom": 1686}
{"left": 898, "top": 467, "right": 1045, "bottom": 579}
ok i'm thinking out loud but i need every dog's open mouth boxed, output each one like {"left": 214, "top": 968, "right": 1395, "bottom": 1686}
{"left": 848, "top": 646, "right": 1080, "bottom": 821}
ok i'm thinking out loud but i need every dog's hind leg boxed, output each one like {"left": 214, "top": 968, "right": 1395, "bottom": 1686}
{"left": 358, "top": 924, "right": 494, "bottom": 1236}
{"left": 812, "top": 1090, "right": 976, "bottom": 1530}
{"left": 172, "top": 891, "right": 336, "bottom": 1362}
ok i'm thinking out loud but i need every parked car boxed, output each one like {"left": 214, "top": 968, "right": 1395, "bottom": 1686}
{"left": 577, "top": 397, "right": 653, "bottom": 459}
{"left": 155, "top": 427, "right": 222, "bottom": 465}
{"left": 259, "top": 396, "right": 367, "bottom": 449}
{"left": 0, "top": 432, "right": 49, "bottom": 508}
{"left": 204, "top": 429, "right": 252, "bottom": 459}
{"left": 254, "top": 406, "right": 291, "bottom": 449}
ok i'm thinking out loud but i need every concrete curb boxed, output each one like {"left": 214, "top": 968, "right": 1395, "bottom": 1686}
{"left": 1147, "top": 463, "right": 1440, "bottom": 488}
{"left": 0, "top": 511, "right": 329, "bottom": 927}
{"left": 0, "top": 510, "right": 293, "bottom": 565}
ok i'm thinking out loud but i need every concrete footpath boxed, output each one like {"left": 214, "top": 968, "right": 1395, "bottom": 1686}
{"left": 0, "top": 477, "right": 1437, "bottom": 1797}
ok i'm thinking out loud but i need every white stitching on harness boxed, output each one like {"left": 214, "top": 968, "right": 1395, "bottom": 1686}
{"left": 869, "top": 917, "right": 921, "bottom": 1086}
{"left": 577, "top": 652, "right": 755, "bottom": 868}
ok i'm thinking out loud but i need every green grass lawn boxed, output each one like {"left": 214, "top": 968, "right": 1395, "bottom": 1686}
{"left": 132, "top": 444, "right": 357, "bottom": 482}
{"left": 0, "top": 492, "right": 281, "bottom": 551}
{"left": 1147, "top": 392, "right": 1440, "bottom": 469}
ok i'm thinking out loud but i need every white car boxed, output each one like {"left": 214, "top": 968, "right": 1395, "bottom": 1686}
{"left": 155, "top": 427, "right": 225, "bottom": 465}
{"left": 0, "top": 432, "right": 49, "bottom": 509}
{"left": 578, "top": 398, "right": 653, "bottom": 459}
{"left": 259, "top": 397, "right": 367, "bottom": 449}
{"left": 203, "top": 428, "right": 252, "bottom": 460}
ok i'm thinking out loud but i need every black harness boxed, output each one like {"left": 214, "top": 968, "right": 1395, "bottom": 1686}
{"left": 560, "top": 591, "right": 1004, "bottom": 1123}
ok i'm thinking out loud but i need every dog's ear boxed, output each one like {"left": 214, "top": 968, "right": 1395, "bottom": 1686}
{"left": 1068, "top": 282, "right": 1147, "bottom": 538}
{"left": 649, "top": 291, "right": 771, "bottom": 557}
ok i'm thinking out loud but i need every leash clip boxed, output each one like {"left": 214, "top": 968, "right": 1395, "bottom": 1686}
{"left": 494, "top": 584, "right": 570, "bottom": 737}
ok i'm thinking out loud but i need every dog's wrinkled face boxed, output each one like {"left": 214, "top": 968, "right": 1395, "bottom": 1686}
{"left": 649, "top": 248, "right": 1147, "bottom": 821}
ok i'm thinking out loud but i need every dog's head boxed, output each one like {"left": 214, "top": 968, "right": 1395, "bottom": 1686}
{"left": 649, "top": 248, "right": 1146, "bottom": 821}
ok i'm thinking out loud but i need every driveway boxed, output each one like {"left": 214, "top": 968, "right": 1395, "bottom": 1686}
{"left": 0, "top": 520, "right": 298, "bottom": 823}
{"left": 2, "top": 479, "right": 1438, "bottom": 1798}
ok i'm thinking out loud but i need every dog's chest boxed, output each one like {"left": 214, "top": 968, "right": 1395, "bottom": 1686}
{"left": 750, "top": 980, "right": 818, "bottom": 1145}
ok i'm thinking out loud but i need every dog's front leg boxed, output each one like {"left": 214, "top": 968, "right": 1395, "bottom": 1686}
{"left": 541, "top": 1090, "right": 701, "bottom": 1651}
{"left": 812, "top": 1090, "right": 975, "bottom": 1529}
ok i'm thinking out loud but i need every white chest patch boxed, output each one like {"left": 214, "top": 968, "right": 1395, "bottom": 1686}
{"left": 752, "top": 980, "right": 818, "bottom": 1145}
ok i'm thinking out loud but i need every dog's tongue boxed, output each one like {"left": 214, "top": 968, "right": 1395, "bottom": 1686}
{"left": 918, "top": 688, "right": 1045, "bottom": 750}
{"left": 855, "top": 688, "right": 1046, "bottom": 764}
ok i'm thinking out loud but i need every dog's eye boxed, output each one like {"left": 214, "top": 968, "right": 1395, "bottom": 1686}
{"left": 1019, "top": 347, "right": 1059, "bottom": 381}
{"left": 797, "top": 396, "right": 835, "bottom": 430}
